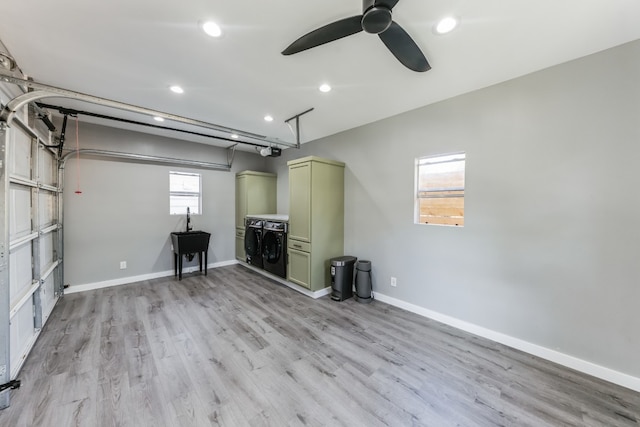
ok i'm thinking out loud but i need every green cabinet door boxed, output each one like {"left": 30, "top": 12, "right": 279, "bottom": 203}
{"left": 235, "top": 227, "right": 246, "bottom": 261}
{"left": 287, "top": 247, "right": 311, "bottom": 289}
{"left": 289, "top": 163, "right": 311, "bottom": 243}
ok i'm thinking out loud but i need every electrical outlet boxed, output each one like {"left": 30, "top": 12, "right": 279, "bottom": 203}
{"left": 390, "top": 277, "right": 397, "bottom": 287}
{"left": 120, "top": 261, "right": 127, "bottom": 270}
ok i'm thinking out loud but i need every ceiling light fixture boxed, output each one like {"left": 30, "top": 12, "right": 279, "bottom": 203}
{"left": 154, "top": 116, "right": 165, "bottom": 122}
{"left": 202, "top": 21, "right": 222, "bottom": 38}
{"left": 264, "top": 115, "right": 274, "bottom": 122}
{"left": 435, "top": 16, "right": 458, "bottom": 34}
{"left": 231, "top": 133, "right": 239, "bottom": 139}
{"left": 319, "top": 83, "right": 332, "bottom": 93}
{"left": 169, "top": 85, "right": 184, "bottom": 94}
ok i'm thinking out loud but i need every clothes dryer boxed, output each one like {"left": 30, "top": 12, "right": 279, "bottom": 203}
{"left": 244, "top": 218, "right": 264, "bottom": 268}
{"left": 262, "top": 220, "right": 287, "bottom": 278}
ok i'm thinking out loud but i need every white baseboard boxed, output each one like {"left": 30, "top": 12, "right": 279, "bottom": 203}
{"left": 373, "top": 292, "right": 640, "bottom": 393}
{"left": 64, "top": 259, "right": 333, "bottom": 299}
{"left": 65, "top": 259, "right": 238, "bottom": 294}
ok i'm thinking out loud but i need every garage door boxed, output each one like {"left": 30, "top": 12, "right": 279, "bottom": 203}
{"left": 1, "top": 93, "right": 62, "bottom": 408}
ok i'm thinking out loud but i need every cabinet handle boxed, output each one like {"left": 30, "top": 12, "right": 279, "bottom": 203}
{"left": 293, "top": 244, "right": 302, "bottom": 248}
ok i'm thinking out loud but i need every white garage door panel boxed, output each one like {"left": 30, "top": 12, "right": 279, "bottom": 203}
{"left": 9, "top": 184, "right": 31, "bottom": 240}
{"left": 40, "top": 275, "right": 57, "bottom": 324}
{"left": 8, "top": 126, "right": 32, "bottom": 179}
{"left": 39, "top": 233, "right": 54, "bottom": 271}
{"left": 9, "top": 244, "right": 33, "bottom": 309}
{"left": 39, "top": 148, "right": 57, "bottom": 186}
{"left": 1, "top": 90, "right": 62, "bottom": 394}
{"left": 3, "top": 109, "right": 61, "bottom": 388}
{"left": 38, "top": 192, "right": 55, "bottom": 228}
{"left": 10, "top": 300, "right": 36, "bottom": 376}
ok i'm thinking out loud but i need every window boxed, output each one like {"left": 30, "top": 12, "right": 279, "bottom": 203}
{"left": 170, "top": 171, "right": 201, "bottom": 215}
{"left": 415, "top": 152, "right": 465, "bottom": 226}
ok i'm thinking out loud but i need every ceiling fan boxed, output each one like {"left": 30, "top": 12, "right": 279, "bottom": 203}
{"left": 282, "top": 0, "right": 430, "bottom": 72}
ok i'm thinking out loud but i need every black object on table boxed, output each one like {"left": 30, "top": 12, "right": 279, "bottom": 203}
{"left": 170, "top": 231, "right": 211, "bottom": 280}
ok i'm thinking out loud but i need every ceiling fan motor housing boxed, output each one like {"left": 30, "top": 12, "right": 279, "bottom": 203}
{"left": 362, "top": 0, "right": 392, "bottom": 34}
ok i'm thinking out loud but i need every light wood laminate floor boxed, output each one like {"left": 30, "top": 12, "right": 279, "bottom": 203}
{"left": 1, "top": 264, "right": 638, "bottom": 426}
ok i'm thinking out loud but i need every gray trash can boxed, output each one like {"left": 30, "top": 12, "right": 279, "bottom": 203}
{"left": 355, "top": 260, "right": 373, "bottom": 304}
{"left": 330, "top": 256, "right": 357, "bottom": 301}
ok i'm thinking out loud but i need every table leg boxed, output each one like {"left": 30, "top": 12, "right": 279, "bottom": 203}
{"left": 174, "top": 253, "right": 177, "bottom": 277}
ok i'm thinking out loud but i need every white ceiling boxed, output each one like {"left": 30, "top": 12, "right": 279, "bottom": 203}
{"left": 1, "top": 0, "right": 640, "bottom": 150}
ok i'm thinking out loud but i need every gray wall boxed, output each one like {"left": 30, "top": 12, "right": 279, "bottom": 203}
{"left": 62, "top": 40, "right": 640, "bottom": 379}
{"left": 63, "top": 124, "right": 267, "bottom": 286}
{"left": 268, "top": 40, "right": 640, "bottom": 378}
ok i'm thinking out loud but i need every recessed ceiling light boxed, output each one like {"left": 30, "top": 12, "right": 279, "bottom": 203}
{"left": 319, "top": 83, "right": 332, "bottom": 93}
{"left": 231, "top": 133, "right": 239, "bottom": 139}
{"left": 154, "top": 116, "right": 165, "bottom": 122}
{"left": 264, "top": 115, "right": 274, "bottom": 122}
{"left": 435, "top": 16, "right": 458, "bottom": 34}
{"left": 169, "top": 85, "right": 184, "bottom": 94}
{"left": 202, "top": 21, "right": 222, "bottom": 38}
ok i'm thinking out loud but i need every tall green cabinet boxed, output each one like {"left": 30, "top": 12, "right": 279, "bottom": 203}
{"left": 287, "top": 157, "right": 345, "bottom": 291}
{"left": 235, "top": 171, "right": 277, "bottom": 262}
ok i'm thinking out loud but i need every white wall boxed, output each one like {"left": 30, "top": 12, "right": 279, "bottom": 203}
{"left": 268, "top": 40, "right": 640, "bottom": 380}
{"left": 63, "top": 124, "right": 267, "bottom": 287}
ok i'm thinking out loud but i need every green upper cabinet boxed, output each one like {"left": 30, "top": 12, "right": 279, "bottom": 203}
{"left": 235, "top": 171, "right": 277, "bottom": 229}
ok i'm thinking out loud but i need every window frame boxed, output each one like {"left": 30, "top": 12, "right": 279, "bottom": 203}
{"left": 414, "top": 152, "right": 466, "bottom": 227}
{"left": 169, "top": 171, "right": 202, "bottom": 215}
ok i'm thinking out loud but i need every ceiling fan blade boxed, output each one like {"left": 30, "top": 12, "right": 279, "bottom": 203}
{"left": 282, "top": 15, "right": 363, "bottom": 55}
{"left": 374, "top": 0, "right": 400, "bottom": 10}
{"left": 378, "top": 21, "right": 430, "bottom": 72}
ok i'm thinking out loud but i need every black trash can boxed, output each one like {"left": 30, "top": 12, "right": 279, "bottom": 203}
{"left": 330, "top": 256, "right": 357, "bottom": 301}
{"left": 355, "top": 260, "right": 373, "bottom": 303}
